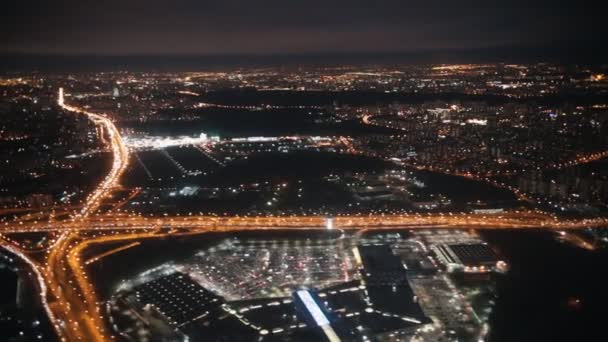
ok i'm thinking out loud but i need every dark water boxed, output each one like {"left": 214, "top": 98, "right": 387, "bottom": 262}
{"left": 483, "top": 230, "right": 608, "bottom": 342}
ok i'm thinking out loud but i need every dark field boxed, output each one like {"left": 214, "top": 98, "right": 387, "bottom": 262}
{"left": 484, "top": 230, "right": 608, "bottom": 342}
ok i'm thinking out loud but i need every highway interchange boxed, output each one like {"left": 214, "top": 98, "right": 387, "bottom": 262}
{"left": 0, "top": 90, "right": 606, "bottom": 341}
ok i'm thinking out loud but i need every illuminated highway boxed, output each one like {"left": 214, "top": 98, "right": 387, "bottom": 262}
{"left": 0, "top": 89, "right": 131, "bottom": 342}
{"left": 44, "top": 88, "right": 131, "bottom": 341}
{"left": 58, "top": 88, "right": 130, "bottom": 217}
{"left": 2, "top": 210, "right": 608, "bottom": 233}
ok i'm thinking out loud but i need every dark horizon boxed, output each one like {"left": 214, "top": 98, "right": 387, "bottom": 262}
{"left": 3, "top": 0, "right": 607, "bottom": 69}
{"left": 2, "top": 42, "right": 607, "bottom": 73}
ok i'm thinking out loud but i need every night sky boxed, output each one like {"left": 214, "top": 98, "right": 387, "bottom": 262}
{"left": 1, "top": 0, "right": 606, "bottom": 57}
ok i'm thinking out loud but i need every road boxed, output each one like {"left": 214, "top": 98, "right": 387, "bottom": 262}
{"left": 0, "top": 89, "right": 131, "bottom": 342}
{"left": 2, "top": 209, "right": 608, "bottom": 234}
{"left": 45, "top": 88, "right": 130, "bottom": 341}
{"left": 58, "top": 88, "right": 130, "bottom": 217}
